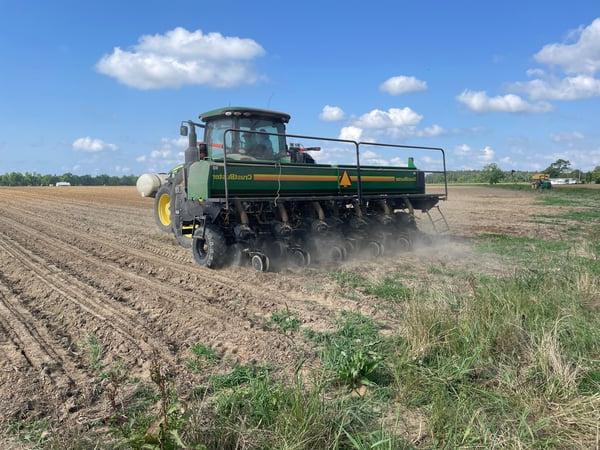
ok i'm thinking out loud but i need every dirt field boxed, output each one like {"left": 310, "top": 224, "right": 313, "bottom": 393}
{"left": 0, "top": 186, "right": 571, "bottom": 432}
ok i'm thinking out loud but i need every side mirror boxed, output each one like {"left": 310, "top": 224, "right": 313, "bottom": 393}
{"left": 180, "top": 125, "right": 189, "bottom": 136}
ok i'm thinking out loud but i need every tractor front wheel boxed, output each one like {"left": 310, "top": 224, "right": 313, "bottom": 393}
{"left": 154, "top": 185, "right": 172, "bottom": 233}
{"left": 192, "top": 224, "right": 227, "bottom": 269}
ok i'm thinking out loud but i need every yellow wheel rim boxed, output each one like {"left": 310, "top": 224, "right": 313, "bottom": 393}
{"left": 157, "top": 193, "right": 171, "bottom": 226}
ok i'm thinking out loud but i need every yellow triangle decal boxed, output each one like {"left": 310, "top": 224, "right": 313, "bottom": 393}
{"left": 339, "top": 170, "right": 352, "bottom": 187}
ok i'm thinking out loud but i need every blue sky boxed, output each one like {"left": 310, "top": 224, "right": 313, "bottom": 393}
{"left": 1, "top": 0, "right": 600, "bottom": 174}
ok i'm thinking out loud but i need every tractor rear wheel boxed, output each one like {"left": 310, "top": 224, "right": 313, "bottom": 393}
{"left": 154, "top": 185, "right": 172, "bottom": 233}
{"left": 192, "top": 224, "right": 227, "bottom": 269}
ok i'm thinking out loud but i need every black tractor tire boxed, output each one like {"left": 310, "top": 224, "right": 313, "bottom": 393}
{"left": 154, "top": 185, "right": 173, "bottom": 233}
{"left": 192, "top": 224, "right": 227, "bottom": 269}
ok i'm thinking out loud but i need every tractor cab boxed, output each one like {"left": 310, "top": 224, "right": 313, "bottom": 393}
{"left": 201, "top": 107, "right": 290, "bottom": 162}
{"left": 179, "top": 107, "right": 319, "bottom": 164}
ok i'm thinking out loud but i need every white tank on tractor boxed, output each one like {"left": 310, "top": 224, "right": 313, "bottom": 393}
{"left": 136, "top": 173, "right": 169, "bottom": 197}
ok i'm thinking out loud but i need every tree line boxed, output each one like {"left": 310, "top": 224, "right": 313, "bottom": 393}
{"left": 0, "top": 172, "right": 138, "bottom": 186}
{"left": 427, "top": 160, "right": 600, "bottom": 185}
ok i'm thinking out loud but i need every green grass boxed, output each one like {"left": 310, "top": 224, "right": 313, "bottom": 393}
{"left": 208, "top": 375, "right": 389, "bottom": 449}
{"left": 318, "top": 312, "right": 388, "bottom": 387}
{"left": 84, "top": 334, "right": 104, "bottom": 371}
{"left": 388, "top": 262, "right": 600, "bottom": 447}
{"left": 269, "top": 308, "right": 301, "bottom": 333}
{"left": 562, "top": 209, "right": 600, "bottom": 222}
{"left": 210, "top": 364, "right": 271, "bottom": 391}
{"left": 476, "top": 234, "right": 570, "bottom": 260}
{"left": 333, "top": 271, "right": 411, "bottom": 302}
{"left": 5, "top": 419, "right": 51, "bottom": 448}
{"left": 186, "top": 343, "right": 219, "bottom": 373}
{"left": 495, "top": 183, "right": 600, "bottom": 207}
{"left": 538, "top": 195, "right": 572, "bottom": 206}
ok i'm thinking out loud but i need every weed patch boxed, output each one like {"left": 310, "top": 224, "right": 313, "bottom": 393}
{"left": 210, "top": 364, "right": 270, "bottom": 391}
{"left": 186, "top": 343, "right": 219, "bottom": 373}
{"left": 5, "top": 419, "right": 50, "bottom": 448}
{"left": 333, "top": 271, "right": 411, "bottom": 302}
{"left": 269, "top": 308, "right": 301, "bottom": 333}
{"left": 319, "top": 312, "right": 388, "bottom": 387}
{"left": 83, "top": 334, "right": 104, "bottom": 372}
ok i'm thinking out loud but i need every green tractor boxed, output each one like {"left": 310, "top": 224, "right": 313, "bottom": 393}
{"left": 136, "top": 107, "right": 448, "bottom": 271}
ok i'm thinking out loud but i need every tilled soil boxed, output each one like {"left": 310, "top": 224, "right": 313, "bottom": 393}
{"left": 0, "top": 185, "right": 551, "bottom": 427}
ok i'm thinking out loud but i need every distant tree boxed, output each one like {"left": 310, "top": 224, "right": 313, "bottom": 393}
{"left": 592, "top": 165, "right": 600, "bottom": 184}
{"left": 544, "top": 159, "right": 571, "bottom": 177}
{"left": 482, "top": 163, "right": 504, "bottom": 184}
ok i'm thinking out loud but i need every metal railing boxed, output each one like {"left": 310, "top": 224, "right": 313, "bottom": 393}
{"left": 220, "top": 128, "right": 447, "bottom": 206}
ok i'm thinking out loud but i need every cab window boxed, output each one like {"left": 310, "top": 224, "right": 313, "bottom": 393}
{"left": 236, "top": 118, "right": 286, "bottom": 161}
{"left": 205, "top": 116, "right": 287, "bottom": 161}
{"left": 205, "top": 118, "right": 233, "bottom": 159}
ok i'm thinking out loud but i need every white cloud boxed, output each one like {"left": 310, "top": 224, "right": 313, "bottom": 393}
{"left": 150, "top": 149, "right": 172, "bottom": 159}
{"left": 507, "top": 18, "right": 600, "bottom": 103}
{"left": 478, "top": 146, "right": 495, "bottom": 162}
{"left": 319, "top": 105, "right": 345, "bottom": 121}
{"left": 96, "top": 27, "right": 265, "bottom": 89}
{"left": 115, "top": 166, "right": 131, "bottom": 173}
{"left": 456, "top": 90, "right": 552, "bottom": 113}
{"left": 550, "top": 131, "right": 584, "bottom": 143}
{"left": 510, "top": 74, "right": 600, "bottom": 100}
{"left": 526, "top": 68, "right": 546, "bottom": 77}
{"left": 336, "top": 107, "right": 444, "bottom": 142}
{"left": 137, "top": 136, "right": 187, "bottom": 168}
{"left": 379, "top": 76, "right": 427, "bottom": 95}
{"left": 534, "top": 18, "right": 600, "bottom": 74}
{"left": 415, "top": 124, "right": 445, "bottom": 137}
{"left": 354, "top": 107, "right": 423, "bottom": 128}
{"left": 308, "top": 146, "right": 356, "bottom": 165}
{"left": 454, "top": 144, "right": 472, "bottom": 156}
{"left": 72, "top": 137, "right": 118, "bottom": 152}
{"left": 453, "top": 144, "right": 495, "bottom": 163}
{"left": 338, "top": 126, "right": 363, "bottom": 141}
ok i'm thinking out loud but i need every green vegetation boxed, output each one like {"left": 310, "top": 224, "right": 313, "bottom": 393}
{"left": 210, "top": 364, "right": 270, "bottom": 391}
{"left": 5, "top": 419, "right": 51, "bottom": 448}
{"left": 482, "top": 163, "right": 504, "bottom": 184}
{"left": 186, "top": 343, "right": 219, "bottom": 373}
{"left": 269, "top": 308, "right": 301, "bottom": 333}
{"left": 318, "top": 312, "right": 386, "bottom": 387}
{"left": 333, "top": 271, "right": 411, "bottom": 302}
{"left": 427, "top": 169, "right": 535, "bottom": 184}
{"left": 0, "top": 171, "right": 137, "bottom": 186}
{"left": 84, "top": 334, "right": 104, "bottom": 372}
{"left": 476, "top": 234, "right": 570, "bottom": 260}
{"left": 563, "top": 209, "right": 600, "bottom": 222}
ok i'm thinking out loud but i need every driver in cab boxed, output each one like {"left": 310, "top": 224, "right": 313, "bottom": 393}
{"left": 241, "top": 130, "right": 273, "bottom": 160}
